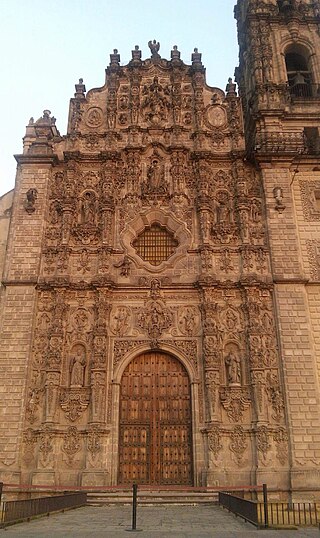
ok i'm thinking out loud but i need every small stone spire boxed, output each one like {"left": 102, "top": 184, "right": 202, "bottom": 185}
{"left": 171, "top": 45, "right": 181, "bottom": 61}
{"left": 131, "top": 45, "right": 142, "bottom": 63}
{"left": 110, "top": 49, "right": 120, "bottom": 66}
{"left": 74, "top": 78, "right": 86, "bottom": 99}
{"left": 191, "top": 47, "right": 202, "bottom": 66}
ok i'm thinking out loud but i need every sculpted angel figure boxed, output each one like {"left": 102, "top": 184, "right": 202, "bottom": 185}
{"left": 148, "top": 39, "right": 160, "bottom": 58}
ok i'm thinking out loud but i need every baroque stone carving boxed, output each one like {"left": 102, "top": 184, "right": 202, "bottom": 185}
{"left": 229, "top": 425, "right": 248, "bottom": 465}
{"left": 62, "top": 426, "right": 81, "bottom": 465}
{"left": 306, "top": 240, "right": 320, "bottom": 280}
{"left": 24, "top": 188, "right": 38, "bottom": 213}
{"left": 256, "top": 426, "right": 271, "bottom": 466}
{"left": 220, "top": 386, "right": 251, "bottom": 422}
{"left": 225, "top": 349, "right": 241, "bottom": 386}
{"left": 178, "top": 306, "right": 199, "bottom": 336}
{"left": 266, "top": 371, "right": 284, "bottom": 422}
{"left": 60, "top": 388, "right": 90, "bottom": 421}
{"left": 39, "top": 427, "right": 54, "bottom": 468}
{"left": 111, "top": 306, "right": 131, "bottom": 336}
{"left": 87, "top": 426, "right": 103, "bottom": 466}
{"left": 300, "top": 181, "right": 320, "bottom": 221}
{"left": 137, "top": 299, "right": 173, "bottom": 344}
{"left": 273, "top": 428, "right": 288, "bottom": 466}
{"left": 23, "top": 428, "right": 37, "bottom": 464}
{"left": 141, "top": 76, "right": 170, "bottom": 125}
{"left": 208, "top": 426, "right": 223, "bottom": 459}
{"left": 113, "top": 340, "right": 147, "bottom": 368}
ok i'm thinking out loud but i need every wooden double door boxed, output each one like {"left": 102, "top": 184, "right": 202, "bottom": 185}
{"left": 118, "top": 352, "right": 193, "bottom": 485}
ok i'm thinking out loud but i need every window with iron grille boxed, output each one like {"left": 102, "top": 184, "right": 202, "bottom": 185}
{"left": 132, "top": 223, "right": 178, "bottom": 265}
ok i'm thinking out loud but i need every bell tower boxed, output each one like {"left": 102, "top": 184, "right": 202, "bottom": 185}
{"left": 235, "top": 0, "right": 320, "bottom": 153}
{"left": 235, "top": 0, "right": 320, "bottom": 493}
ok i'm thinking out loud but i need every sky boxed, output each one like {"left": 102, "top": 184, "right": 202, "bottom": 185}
{"left": 0, "top": 0, "right": 239, "bottom": 197}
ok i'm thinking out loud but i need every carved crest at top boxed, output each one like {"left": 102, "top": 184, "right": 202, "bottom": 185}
{"left": 141, "top": 76, "right": 171, "bottom": 125}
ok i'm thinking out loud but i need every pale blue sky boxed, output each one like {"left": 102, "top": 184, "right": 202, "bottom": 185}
{"left": 0, "top": 0, "right": 238, "bottom": 196}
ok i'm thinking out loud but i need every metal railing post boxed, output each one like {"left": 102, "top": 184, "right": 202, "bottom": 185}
{"left": 263, "top": 483, "right": 268, "bottom": 529}
{"left": 132, "top": 483, "right": 137, "bottom": 531}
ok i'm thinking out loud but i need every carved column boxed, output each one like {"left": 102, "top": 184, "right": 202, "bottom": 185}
{"left": 61, "top": 207, "right": 73, "bottom": 245}
{"left": 205, "top": 370, "right": 220, "bottom": 422}
{"left": 101, "top": 206, "right": 114, "bottom": 246}
{"left": 45, "top": 372, "right": 60, "bottom": 422}
{"left": 91, "top": 371, "right": 106, "bottom": 423}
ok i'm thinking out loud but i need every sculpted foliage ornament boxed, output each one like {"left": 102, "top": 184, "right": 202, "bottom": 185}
{"left": 87, "top": 426, "right": 103, "bottom": 463}
{"left": 266, "top": 372, "right": 284, "bottom": 422}
{"left": 23, "top": 428, "right": 37, "bottom": 464}
{"left": 62, "top": 426, "right": 81, "bottom": 465}
{"left": 60, "top": 388, "right": 91, "bottom": 422}
{"left": 256, "top": 426, "right": 271, "bottom": 465}
{"left": 230, "top": 426, "right": 248, "bottom": 466}
{"left": 220, "top": 386, "right": 251, "bottom": 423}
{"left": 273, "top": 428, "right": 288, "bottom": 466}
{"left": 208, "top": 426, "right": 223, "bottom": 459}
{"left": 26, "top": 388, "right": 41, "bottom": 424}
{"left": 39, "top": 427, "right": 54, "bottom": 468}
{"left": 113, "top": 340, "right": 147, "bottom": 368}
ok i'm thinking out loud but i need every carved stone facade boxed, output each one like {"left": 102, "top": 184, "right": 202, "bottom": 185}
{"left": 1, "top": 3, "right": 320, "bottom": 493}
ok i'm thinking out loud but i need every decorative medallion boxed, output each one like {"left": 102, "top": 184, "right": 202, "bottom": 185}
{"left": 85, "top": 107, "right": 103, "bottom": 128}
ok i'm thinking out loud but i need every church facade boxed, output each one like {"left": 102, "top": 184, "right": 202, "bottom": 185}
{"left": 1, "top": 0, "right": 320, "bottom": 494}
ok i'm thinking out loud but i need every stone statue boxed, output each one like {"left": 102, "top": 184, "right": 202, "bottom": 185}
{"left": 225, "top": 352, "right": 241, "bottom": 385}
{"left": 70, "top": 352, "right": 85, "bottom": 387}
{"left": 114, "top": 256, "right": 132, "bottom": 277}
{"left": 147, "top": 159, "right": 162, "bottom": 188}
{"left": 114, "top": 307, "right": 129, "bottom": 335}
{"left": 81, "top": 192, "right": 95, "bottom": 225}
{"left": 226, "top": 77, "right": 237, "bottom": 96}
{"left": 24, "top": 188, "right": 38, "bottom": 213}
{"left": 148, "top": 39, "right": 160, "bottom": 58}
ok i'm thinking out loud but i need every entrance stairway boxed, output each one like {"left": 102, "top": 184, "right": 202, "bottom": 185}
{"left": 87, "top": 486, "right": 219, "bottom": 506}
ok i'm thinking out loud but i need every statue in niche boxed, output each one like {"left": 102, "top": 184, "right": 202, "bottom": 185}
{"left": 218, "top": 201, "right": 231, "bottom": 225}
{"left": 225, "top": 309, "right": 238, "bottom": 330}
{"left": 70, "top": 349, "right": 86, "bottom": 387}
{"left": 180, "top": 307, "right": 196, "bottom": 335}
{"left": 225, "top": 351, "right": 241, "bottom": 385}
{"left": 147, "top": 159, "right": 163, "bottom": 189}
{"left": 113, "top": 307, "right": 130, "bottom": 336}
{"left": 80, "top": 192, "right": 96, "bottom": 225}
{"left": 251, "top": 199, "right": 261, "bottom": 223}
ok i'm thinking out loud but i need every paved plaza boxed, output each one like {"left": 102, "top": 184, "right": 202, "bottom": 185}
{"left": 1, "top": 504, "right": 319, "bottom": 538}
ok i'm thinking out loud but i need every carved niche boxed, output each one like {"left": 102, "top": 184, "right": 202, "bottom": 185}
{"left": 59, "top": 344, "right": 90, "bottom": 422}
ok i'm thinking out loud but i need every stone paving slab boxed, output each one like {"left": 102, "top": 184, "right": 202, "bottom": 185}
{"left": 1, "top": 505, "right": 319, "bottom": 537}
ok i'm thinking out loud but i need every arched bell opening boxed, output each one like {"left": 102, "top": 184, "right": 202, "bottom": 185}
{"left": 285, "top": 46, "right": 312, "bottom": 97}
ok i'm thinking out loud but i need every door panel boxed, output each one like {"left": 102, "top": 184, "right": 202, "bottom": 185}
{"left": 118, "top": 352, "right": 193, "bottom": 485}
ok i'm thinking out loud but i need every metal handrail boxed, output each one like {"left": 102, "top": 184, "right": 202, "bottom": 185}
{"left": 1, "top": 491, "right": 87, "bottom": 527}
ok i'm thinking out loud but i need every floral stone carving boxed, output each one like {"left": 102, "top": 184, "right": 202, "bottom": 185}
{"left": 220, "top": 386, "right": 251, "bottom": 422}
{"left": 60, "top": 388, "right": 91, "bottom": 421}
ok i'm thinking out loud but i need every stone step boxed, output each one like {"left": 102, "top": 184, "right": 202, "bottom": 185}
{"left": 87, "top": 489, "right": 219, "bottom": 506}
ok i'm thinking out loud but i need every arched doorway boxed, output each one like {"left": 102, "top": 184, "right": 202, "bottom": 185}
{"left": 118, "top": 351, "right": 193, "bottom": 485}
